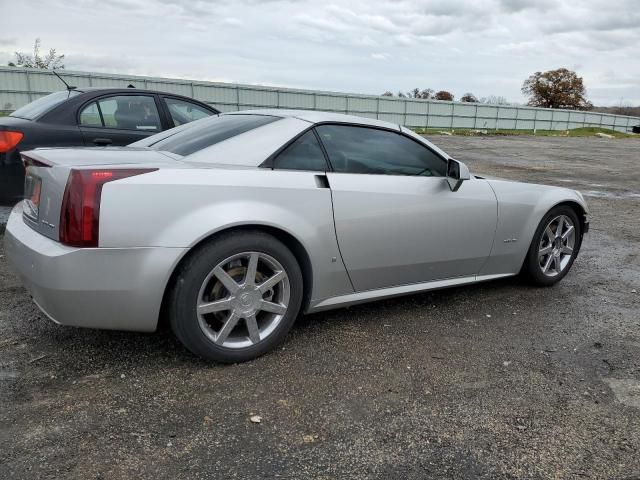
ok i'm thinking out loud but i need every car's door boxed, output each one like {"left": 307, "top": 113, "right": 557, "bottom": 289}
{"left": 268, "top": 128, "right": 355, "bottom": 299}
{"left": 78, "top": 94, "right": 164, "bottom": 146}
{"left": 317, "top": 124, "right": 498, "bottom": 292}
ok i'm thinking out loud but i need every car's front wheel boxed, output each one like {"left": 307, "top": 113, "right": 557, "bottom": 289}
{"left": 522, "top": 205, "right": 582, "bottom": 286}
{"left": 168, "top": 231, "right": 303, "bottom": 363}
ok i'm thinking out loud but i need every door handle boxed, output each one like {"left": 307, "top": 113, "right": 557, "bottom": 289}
{"left": 314, "top": 174, "right": 330, "bottom": 189}
{"left": 93, "top": 138, "right": 113, "bottom": 146}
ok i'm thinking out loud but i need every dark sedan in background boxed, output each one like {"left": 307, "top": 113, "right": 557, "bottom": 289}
{"left": 0, "top": 88, "right": 218, "bottom": 205}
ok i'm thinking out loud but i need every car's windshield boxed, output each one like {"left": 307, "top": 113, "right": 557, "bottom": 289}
{"left": 148, "top": 114, "right": 281, "bottom": 156}
{"left": 10, "top": 90, "right": 81, "bottom": 120}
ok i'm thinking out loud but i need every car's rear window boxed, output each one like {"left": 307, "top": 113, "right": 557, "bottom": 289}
{"left": 10, "top": 90, "right": 81, "bottom": 120}
{"left": 149, "top": 114, "right": 281, "bottom": 156}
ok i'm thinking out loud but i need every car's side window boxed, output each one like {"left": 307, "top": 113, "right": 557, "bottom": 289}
{"left": 164, "top": 97, "right": 212, "bottom": 127}
{"left": 79, "top": 102, "right": 102, "bottom": 127}
{"left": 315, "top": 124, "right": 447, "bottom": 176}
{"left": 91, "top": 95, "right": 162, "bottom": 132}
{"left": 272, "top": 130, "right": 328, "bottom": 172}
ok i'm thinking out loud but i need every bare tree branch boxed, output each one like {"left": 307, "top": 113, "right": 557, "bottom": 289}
{"left": 8, "top": 38, "right": 65, "bottom": 69}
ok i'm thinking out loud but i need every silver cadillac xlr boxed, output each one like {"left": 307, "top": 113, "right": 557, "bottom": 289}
{"left": 4, "top": 110, "right": 589, "bottom": 362}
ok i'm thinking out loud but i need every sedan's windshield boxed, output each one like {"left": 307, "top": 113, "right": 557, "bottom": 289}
{"left": 10, "top": 90, "right": 81, "bottom": 120}
{"left": 148, "top": 114, "right": 281, "bottom": 156}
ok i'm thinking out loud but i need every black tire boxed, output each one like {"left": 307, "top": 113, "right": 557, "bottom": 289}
{"left": 168, "top": 231, "right": 303, "bottom": 363}
{"left": 522, "top": 205, "right": 582, "bottom": 286}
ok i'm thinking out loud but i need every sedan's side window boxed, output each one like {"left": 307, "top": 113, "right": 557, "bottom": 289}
{"left": 272, "top": 130, "right": 328, "bottom": 172}
{"left": 164, "top": 97, "right": 213, "bottom": 127}
{"left": 315, "top": 124, "right": 447, "bottom": 176}
{"left": 95, "top": 95, "right": 162, "bottom": 132}
{"left": 79, "top": 102, "right": 102, "bottom": 126}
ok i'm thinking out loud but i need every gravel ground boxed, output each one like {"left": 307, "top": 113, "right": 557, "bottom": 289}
{"left": 0, "top": 206, "right": 10, "bottom": 232}
{"left": 1, "top": 135, "right": 639, "bottom": 479}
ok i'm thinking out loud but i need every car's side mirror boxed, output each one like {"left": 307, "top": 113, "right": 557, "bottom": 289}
{"left": 446, "top": 158, "right": 470, "bottom": 192}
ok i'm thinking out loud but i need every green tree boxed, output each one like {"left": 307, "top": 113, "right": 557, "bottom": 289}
{"left": 8, "top": 38, "right": 65, "bottom": 69}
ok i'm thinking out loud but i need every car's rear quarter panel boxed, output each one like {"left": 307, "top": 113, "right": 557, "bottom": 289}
{"left": 98, "top": 168, "right": 355, "bottom": 304}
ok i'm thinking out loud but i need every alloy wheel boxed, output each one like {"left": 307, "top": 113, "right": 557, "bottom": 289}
{"left": 196, "top": 252, "right": 290, "bottom": 348}
{"left": 538, "top": 214, "right": 576, "bottom": 277}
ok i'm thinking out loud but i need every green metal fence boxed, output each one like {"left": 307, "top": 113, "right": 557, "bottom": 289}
{"left": 1, "top": 66, "right": 638, "bottom": 132}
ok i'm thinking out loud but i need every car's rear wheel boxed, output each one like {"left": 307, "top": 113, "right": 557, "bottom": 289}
{"left": 522, "top": 205, "right": 581, "bottom": 286}
{"left": 169, "top": 231, "right": 303, "bottom": 363}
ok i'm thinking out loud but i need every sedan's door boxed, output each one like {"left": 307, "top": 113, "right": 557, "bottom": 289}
{"left": 78, "top": 94, "right": 164, "bottom": 146}
{"left": 316, "top": 124, "right": 497, "bottom": 292}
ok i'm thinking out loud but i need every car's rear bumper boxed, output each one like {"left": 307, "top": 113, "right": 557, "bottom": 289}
{"left": 0, "top": 151, "right": 24, "bottom": 206}
{"left": 3, "top": 202, "right": 187, "bottom": 332}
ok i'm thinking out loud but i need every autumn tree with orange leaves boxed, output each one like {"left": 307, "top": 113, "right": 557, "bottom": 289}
{"left": 522, "top": 68, "right": 592, "bottom": 110}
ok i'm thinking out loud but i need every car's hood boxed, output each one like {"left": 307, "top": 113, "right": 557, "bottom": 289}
{"left": 474, "top": 173, "right": 510, "bottom": 182}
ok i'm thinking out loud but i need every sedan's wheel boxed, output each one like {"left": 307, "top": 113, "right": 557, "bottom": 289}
{"left": 523, "top": 205, "right": 581, "bottom": 286}
{"left": 169, "top": 231, "right": 303, "bottom": 363}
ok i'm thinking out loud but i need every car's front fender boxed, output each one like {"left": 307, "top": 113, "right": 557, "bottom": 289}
{"left": 479, "top": 179, "right": 588, "bottom": 276}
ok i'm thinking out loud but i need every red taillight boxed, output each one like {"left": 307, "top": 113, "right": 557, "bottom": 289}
{"left": 0, "top": 131, "right": 24, "bottom": 153}
{"left": 59, "top": 168, "right": 157, "bottom": 247}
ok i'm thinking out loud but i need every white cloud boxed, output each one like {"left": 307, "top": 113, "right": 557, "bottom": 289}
{"left": 223, "top": 17, "right": 243, "bottom": 26}
{"left": 370, "top": 53, "right": 389, "bottom": 60}
{"left": 1, "top": 0, "right": 638, "bottom": 105}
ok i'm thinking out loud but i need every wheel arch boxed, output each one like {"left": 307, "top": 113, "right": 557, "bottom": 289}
{"left": 547, "top": 199, "right": 588, "bottom": 253}
{"left": 158, "top": 224, "right": 314, "bottom": 329}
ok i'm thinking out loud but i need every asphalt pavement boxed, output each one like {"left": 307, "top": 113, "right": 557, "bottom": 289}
{"left": 0, "top": 206, "right": 10, "bottom": 232}
{"left": 1, "top": 135, "right": 639, "bottom": 479}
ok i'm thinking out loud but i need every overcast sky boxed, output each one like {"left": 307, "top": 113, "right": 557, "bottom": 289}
{"left": 1, "top": 0, "right": 638, "bottom": 105}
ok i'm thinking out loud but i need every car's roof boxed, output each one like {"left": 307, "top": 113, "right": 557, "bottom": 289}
{"left": 224, "top": 109, "right": 400, "bottom": 130}
{"left": 30, "top": 87, "right": 218, "bottom": 120}
{"left": 132, "top": 108, "right": 451, "bottom": 166}
{"left": 72, "top": 87, "right": 194, "bottom": 97}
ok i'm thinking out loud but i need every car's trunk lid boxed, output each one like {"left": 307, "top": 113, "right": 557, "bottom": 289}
{"left": 22, "top": 146, "right": 182, "bottom": 167}
{"left": 0, "top": 116, "right": 32, "bottom": 129}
